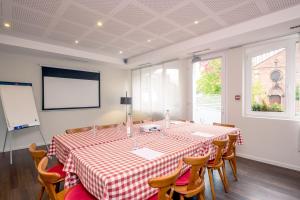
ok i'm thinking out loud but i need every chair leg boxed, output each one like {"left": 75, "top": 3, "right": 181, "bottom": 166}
{"left": 199, "top": 192, "right": 205, "bottom": 200}
{"left": 232, "top": 157, "right": 238, "bottom": 181}
{"left": 38, "top": 186, "right": 45, "bottom": 200}
{"left": 179, "top": 194, "right": 185, "bottom": 200}
{"left": 208, "top": 169, "right": 216, "bottom": 200}
{"left": 217, "top": 167, "right": 227, "bottom": 193}
{"left": 229, "top": 159, "right": 238, "bottom": 181}
{"left": 221, "top": 163, "right": 229, "bottom": 192}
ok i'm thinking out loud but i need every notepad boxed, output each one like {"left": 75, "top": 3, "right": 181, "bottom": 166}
{"left": 131, "top": 148, "right": 164, "bottom": 160}
{"left": 192, "top": 131, "right": 214, "bottom": 138}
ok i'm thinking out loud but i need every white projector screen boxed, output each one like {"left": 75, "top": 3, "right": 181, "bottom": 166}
{"left": 42, "top": 67, "right": 100, "bottom": 110}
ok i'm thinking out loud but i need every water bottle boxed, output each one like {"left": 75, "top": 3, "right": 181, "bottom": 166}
{"left": 165, "top": 109, "right": 170, "bottom": 129}
{"left": 127, "top": 113, "right": 133, "bottom": 137}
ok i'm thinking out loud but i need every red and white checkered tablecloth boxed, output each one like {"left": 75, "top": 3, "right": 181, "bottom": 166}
{"left": 47, "top": 125, "right": 128, "bottom": 164}
{"left": 163, "top": 122, "right": 243, "bottom": 159}
{"left": 63, "top": 134, "right": 205, "bottom": 200}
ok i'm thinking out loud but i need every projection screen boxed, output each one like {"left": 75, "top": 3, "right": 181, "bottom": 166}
{"left": 42, "top": 66, "right": 100, "bottom": 110}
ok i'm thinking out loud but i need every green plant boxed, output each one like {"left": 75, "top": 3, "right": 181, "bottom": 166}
{"left": 296, "top": 85, "right": 300, "bottom": 101}
{"left": 196, "top": 59, "right": 221, "bottom": 95}
{"left": 251, "top": 102, "right": 283, "bottom": 112}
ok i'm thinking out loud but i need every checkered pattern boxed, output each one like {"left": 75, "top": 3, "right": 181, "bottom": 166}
{"left": 60, "top": 121, "right": 243, "bottom": 200}
{"left": 63, "top": 122, "right": 243, "bottom": 200}
{"left": 47, "top": 125, "right": 128, "bottom": 163}
{"left": 64, "top": 134, "right": 204, "bottom": 200}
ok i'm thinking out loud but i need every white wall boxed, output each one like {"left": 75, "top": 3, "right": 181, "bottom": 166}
{"left": 226, "top": 47, "right": 300, "bottom": 171}
{"left": 0, "top": 50, "right": 130, "bottom": 151}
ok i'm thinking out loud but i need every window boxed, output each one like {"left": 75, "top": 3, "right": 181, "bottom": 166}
{"left": 132, "top": 61, "right": 184, "bottom": 119}
{"left": 245, "top": 36, "right": 299, "bottom": 119}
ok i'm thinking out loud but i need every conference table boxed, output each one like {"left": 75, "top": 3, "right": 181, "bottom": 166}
{"left": 48, "top": 121, "right": 243, "bottom": 200}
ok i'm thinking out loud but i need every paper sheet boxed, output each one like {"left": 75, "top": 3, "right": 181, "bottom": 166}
{"left": 192, "top": 131, "right": 214, "bottom": 138}
{"left": 170, "top": 121, "right": 184, "bottom": 124}
{"left": 131, "top": 147, "right": 164, "bottom": 160}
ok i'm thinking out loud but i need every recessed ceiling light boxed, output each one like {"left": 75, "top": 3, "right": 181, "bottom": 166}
{"left": 119, "top": 51, "right": 123, "bottom": 54}
{"left": 4, "top": 22, "right": 11, "bottom": 28}
{"left": 75, "top": 40, "right": 79, "bottom": 44}
{"left": 147, "top": 39, "right": 151, "bottom": 43}
{"left": 97, "top": 21, "right": 103, "bottom": 27}
{"left": 194, "top": 20, "right": 199, "bottom": 25}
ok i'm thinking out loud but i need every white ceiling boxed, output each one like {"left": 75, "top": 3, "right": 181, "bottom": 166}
{"left": 0, "top": 0, "right": 300, "bottom": 60}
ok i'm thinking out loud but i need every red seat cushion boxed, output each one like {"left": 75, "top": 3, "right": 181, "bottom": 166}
{"left": 65, "top": 184, "right": 96, "bottom": 200}
{"left": 175, "top": 169, "right": 190, "bottom": 186}
{"left": 148, "top": 194, "right": 158, "bottom": 200}
{"left": 47, "top": 163, "right": 66, "bottom": 178}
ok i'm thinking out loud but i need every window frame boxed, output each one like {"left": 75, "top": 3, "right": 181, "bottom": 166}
{"left": 244, "top": 36, "right": 297, "bottom": 120}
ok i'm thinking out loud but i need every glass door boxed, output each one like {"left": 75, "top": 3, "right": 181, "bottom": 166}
{"left": 192, "top": 57, "right": 225, "bottom": 124}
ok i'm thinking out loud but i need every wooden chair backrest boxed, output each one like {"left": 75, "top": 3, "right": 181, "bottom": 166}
{"left": 28, "top": 143, "right": 47, "bottom": 169}
{"left": 148, "top": 160, "right": 183, "bottom": 200}
{"left": 226, "top": 133, "right": 238, "bottom": 155}
{"left": 37, "top": 157, "right": 62, "bottom": 200}
{"left": 65, "top": 126, "right": 92, "bottom": 134}
{"left": 212, "top": 138, "right": 229, "bottom": 165}
{"left": 183, "top": 152, "right": 210, "bottom": 191}
{"left": 97, "top": 123, "right": 119, "bottom": 129}
{"left": 213, "top": 122, "right": 235, "bottom": 128}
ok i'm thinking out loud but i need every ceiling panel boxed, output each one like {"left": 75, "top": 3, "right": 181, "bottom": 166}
{"left": 47, "top": 31, "right": 77, "bottom": 45}
{"left": 12, "top": 6, "right": 52, "bottom": 28}
{"left": 75, "top": 0, "right": 123, "bottom": 15}
{"left": 53, "top": 20, "right": 87, "bottom": 37}
{"left": 110, "top": 38, "right": 136, "bottom": 50}
{"left": 85, "top": 30, "right": 116, "bottom": 44}
{"left": 62, "top": 4, "right": 102, "bottom": 27}
{"left": 187, "top": 18, "right": 221, "bottom": 35}
{"left": 265, "top": 0, "right": 300, "bottom": 11}
{"left": 142, "top": 19, "right": 176, "bottom": 35}
{"left": 1, "top": 0, "right": 300, "bottom": 59}
{"left": 100, "top": 19, "right": 132, "bottom": 36}
{"left": 78, "top": 39, "right": 102, "bottom": 49}
{"left": 114, "top": 3, "right": 154, "bottom": 26}
{"left": 166, "top": 2, "right": 207, "bottom": 26}
{"left": 219, "top": 2, "right": 262, "bottom": 25}
{"left": 124, "top": 30, "right": 154, "bottom": 43}
{"left": 137, "top": 0, "right": 183, "bottom": 13}
{"left": 202, "top": 0, "right": 248, "bottom": 12}
{"left": 165, "top": 30, "right": 194, "bottom": 42}
{"left": 13, "top": 0, "right": 62, "bottom": 15}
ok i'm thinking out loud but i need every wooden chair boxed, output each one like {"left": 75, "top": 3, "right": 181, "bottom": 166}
{"left": 38, "top": 157, "right": 96, "bottom": 200}
{"left": 65, "top": 126, "right": 93, "bottom": 134}
{"left": 207, "top": 138, "right": 229, "bottom": 200}
{"left": 212, "top": 122, "right": 235, "bottom": 128}
{"left": 147, "top": 159, "right": 183, "bottom": 200}
{"left": 175, "top": 152, "right": 210, "bottom": 200}
{"left": 28, "top": 143, "right": 65, "bottom": 200}
{"left": 96, "top": 123, "right": 120, "bottom": 129}
{"left": 223, "top": 133, "right": 239, "bottom": 181}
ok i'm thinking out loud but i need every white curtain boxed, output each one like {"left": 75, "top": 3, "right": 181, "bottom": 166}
{"left": 132, "top": 60, "right": 184, "bottom": 120}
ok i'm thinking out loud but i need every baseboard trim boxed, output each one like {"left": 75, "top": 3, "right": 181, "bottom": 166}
{"left": 237, "top": 153, "right": 300, "bottom": 172}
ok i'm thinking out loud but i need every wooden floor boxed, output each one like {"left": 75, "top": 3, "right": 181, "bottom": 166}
{"left": 1, "top": 147, "right": 300, "bottom": 200}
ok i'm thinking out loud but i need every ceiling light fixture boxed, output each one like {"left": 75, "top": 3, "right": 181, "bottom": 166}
{"left": 97, "top": 21, "right": 103, "bottom": 27}
{"left": 75, "top": 40, "right": 79, "bottom": 44}
{"left": 194, "top": 20, "right": 199, "bottom": 24}
{"left": 147, "top": 39, "right": 151, "bottom": 42}
{"left": 119, "top": 50, "right": 123, "bottom": 54}
{"left": 4, "top": 22, "right": 11, "bottom": 28}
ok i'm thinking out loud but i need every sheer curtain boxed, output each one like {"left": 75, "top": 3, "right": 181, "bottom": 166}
{"left": 132, "top": 60, "right": 184, "bottom": 120}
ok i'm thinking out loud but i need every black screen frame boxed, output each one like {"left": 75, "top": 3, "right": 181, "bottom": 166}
{"left": 42, "top": 66, "right": 101, "bottom": 110}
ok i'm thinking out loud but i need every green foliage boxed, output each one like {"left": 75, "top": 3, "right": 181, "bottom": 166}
{"left": 196, "top": 59, "right": 221, "bottom": 95}
{"left": 251, "top": 80, "right": 266, "bottom": 104}
{"left": 251, "top": 101, "right": 283, "bottom": 112}
{"left": 296, "top": 85, "right": 300, "bottom": 101}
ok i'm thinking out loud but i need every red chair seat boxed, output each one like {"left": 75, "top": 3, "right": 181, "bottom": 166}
{"left": 208, "top": 159, "right": 215, "bottom": 165}
{"left": 65, "top": 183, "right": 96, "bottom": 200}
{"left": 148, "top": 194, "right": 158, "bottom": 200}
{"left": 175, "top": 169, "right": 190, "bottom": 186}
{"left": 47, "top": 163, "right": 66, "bottom": 178}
